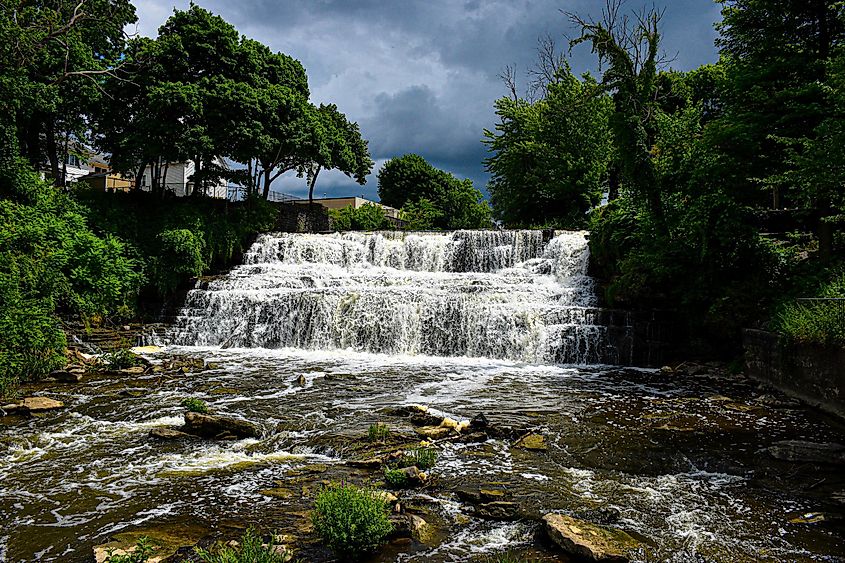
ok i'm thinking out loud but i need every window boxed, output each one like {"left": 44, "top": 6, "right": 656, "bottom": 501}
{"left": 66, "top": 154, "right": 82, "bottom": 167}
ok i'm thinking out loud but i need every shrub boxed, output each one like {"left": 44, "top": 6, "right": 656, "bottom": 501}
{"left": 181, "top": 397, "right": 210, "bottom": 414}
{"left": 100, "top": 348, "right": 141, "bottom": 370}
{"left": 106, "top": 537, "right": 155, "bottom": 563}
{"left": 311, "top": 483, "right": 393, "bottom": 560}
{"left": 153, "top": 228, "right": 206, "bottom": 295}
{"left": 383, "top": 467, "right": 409, "bottom": 488}
{"left": 330, "top": 203, "right": 391, "bottom": 232}
{"left": 367, "top": 422, "right": 390, "bottom": 442}
{"left": 775, "top": 300, "right": 845, "bottom": 347}
{"left": 194, "top": 527, "right": 289, "bottom": 563}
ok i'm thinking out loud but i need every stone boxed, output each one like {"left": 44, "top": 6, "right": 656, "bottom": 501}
{"left": 514, "top": 433, "right": 548, "bottom": 451}
{"left": 296, "top": 374, "right": 306, "bottom": 386}
{"left": 149, "top": 427, "right": 192, "bottom": 441}
{"left": 120, "top": 366, "right": 146, "bottom": 375}
{"left": 543, "top": 513, "right": 642, "bottom": 563}
{"left": 48, "top": 369, "right": 83, "bottom": 383}
{"left": 93, "top": 523, "right": 208, "bottom": 563}
{"left": 659, "top": 365, "right": 674, "bottom": 375}
{"left": 19, "top": 397, "right": 64, "bottom": 413}
{"left": 475, "top": 501, "right": 521, "bottom": 521}
{"left": 373, "top": 490, "right": 398, "bottom": 504}
{"left": 347, "top": 457, "right": 384, "bottom": 469}
{"left": 441, "top": 417, "right": 470, "bottom": 433}
{"left": 183, "top": 412, "right": 260, "bottom": 439}
{"left": 407, "top": 514, "right": 432, "bottom": 543}
{"left": 766, "top": 440, "right": 845, "bottom": 464}
{"left": 130, "top": 345, "right": 162, "bottom": 354}
{"left": 470, "top": 413, "right": 489, "bottom": 429}
{"left": 479, "top": 489, "right": 507, "bottom": 502}
{"left": 1, "top": 403, "right": 22, "bottom": 415}
{"left": 415, "top": 425, "right": 452, "bottom": 439}
{"left": 259, "top": 487, "right": 296, "bottom": 499}
{"left": 397, "top": 466, "right": 427, "bottom": 485}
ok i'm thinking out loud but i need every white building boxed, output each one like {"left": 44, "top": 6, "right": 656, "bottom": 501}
{"left": 140, "top": 159, "right": 228, "bottom": 199}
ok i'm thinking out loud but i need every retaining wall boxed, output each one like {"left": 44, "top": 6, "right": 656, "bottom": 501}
{"left": 743, "top": 328, "right": 845, "bottom": 419}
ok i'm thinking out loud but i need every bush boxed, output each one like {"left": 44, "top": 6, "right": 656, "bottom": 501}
{"left": 100, "top": 348, "right": 141, "bottom": 370}
{"left": 106, "top": 537, "right": 155, "bottom": 563}
{"left": 194, "top": 528, "right": 289, "bottom": 563}
{"left": 775, "top": 300, "right": 845, "bottom": 347}
{"left": 153, "top": 228, "right": 206, "bottom": 295}
{"left": 329, "top": 203, "right": 391, "bottom": 232}
{"left": 181, "top": 397, "right": 210, "bottom": 414}
{"left": 311, "top": 483, "right": 393, "bottom": 560}
{"left": 404, "top": 447, "right": 437, "bottom": 470}
{"left": 367, "top": 422, "right": 390, "bottom": 442}
{"left": 383, "top": 467, "right": 409, "bottom": 488}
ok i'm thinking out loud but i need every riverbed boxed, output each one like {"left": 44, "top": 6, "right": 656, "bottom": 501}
{"left": 2, "top": 347, "right": 845, "bottom": 562}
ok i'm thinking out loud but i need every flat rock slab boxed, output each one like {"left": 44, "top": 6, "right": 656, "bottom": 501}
{"left": 183, "top": 411, "right": 260, "bottom": 439}
{"left": 514, "top": 433, "right": 548, "bottom": 451}
{"left": 767, "top": 440, "right": 845, "bottom": 464}
{"left": 93, "top": 522, "right": 208, "bottom": 563}
{"left": 149, "top": 427, "right": 193, "bottom": 441}
{"left": 19, "top": 397, "right": 65, "bottom": 413}
{"left": 543, "top": 513, "right": 642, "bottom": 563}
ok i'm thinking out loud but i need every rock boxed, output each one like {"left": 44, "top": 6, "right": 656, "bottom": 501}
{"left": 788, "top": 512, "right": 829, "bottom": 524}
{"left": 259, "top": 487, "right": 296, "bottom": 499}
{"left": 397, "top": 466, "right": 427, "bottom": 485}
{"left": 479, "top": 489, "right": 507, "bottom": 502}
{"left": 766, "top": 440, "right": 845, "bottom": 464}
{"left": 182, "top": 412, "right": 260, "bottom": 439}
{"left": 19, "top": 397, "right": 64, "bottom": 413}
{"left": 659, "top": 365, "right": 674, "bottom": 375}
{"left": 470, "top": 413, "right": 489, "bottom": 429}
{"left": 93, "top": 523, "right": 208, "bottom": 563}
{"left": 130, "top": 345, "right": 162, "bottom": 355}
{"left": 475, "top": 501, "right": 521, "bottom": 521}
{"left": 543, "top": 513, "right": 642, "bottom": 562}
{"left": 48, "top": 369, "right": 83, "bottom": 383}
{"left": 347, "top": 457, "right": 384, "bottom": 469}
{"left": 441, "top": 417, "right": 470, "bottom": 433}
{"left": 296, "top": 374, "right": 306, "bottom": 386}
{"left": 576, "top": 507, "right": 622, "bottom": 526}
{"left": 514, "top": 433, "right": 548, "bottom": 451}
{"left": 373, "top": 490, "right": 398, "bottom": 505}
{"left": 407, "top": 514, "right": 432, "bottom": 543}
{"left": 149, "top": 427, "right": 192, "bottom": 441}
{"left": 415, "top": 425, "right": 452, "bottom": 439}
{"left": 120, "top": 366, "right": 146, "bottom": 375}
{"left": 1, "top": 403, "right": 22, "bottom": 415}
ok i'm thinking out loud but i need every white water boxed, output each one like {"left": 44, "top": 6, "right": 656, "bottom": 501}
{"left": 170, "top": 230, "right": 611, "bottom": 363}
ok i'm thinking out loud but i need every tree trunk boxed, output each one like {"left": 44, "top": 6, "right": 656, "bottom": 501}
{"left": 45, "top": 126, "right": 60, "bottom": 186}
{"left": 135, "top": 163, "right": 146, "bottom": 191}
{"left": 262, "top": 167, "right": 272, "bottom": 199}
{"left": 308, "top": 165, "right": 321, "bottom": 203}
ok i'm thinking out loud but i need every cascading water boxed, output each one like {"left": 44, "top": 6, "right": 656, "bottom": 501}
{"left": 170, "top": 230, "right": 611, "bottom": 364}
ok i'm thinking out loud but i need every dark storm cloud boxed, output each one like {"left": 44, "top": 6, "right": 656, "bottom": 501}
{"left": 134, "top": 0, "right": 722, "bottom": 200}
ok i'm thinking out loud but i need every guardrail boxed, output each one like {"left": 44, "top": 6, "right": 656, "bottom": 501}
{"left": 226, "top": 184, "right": 301, "bottom": 203}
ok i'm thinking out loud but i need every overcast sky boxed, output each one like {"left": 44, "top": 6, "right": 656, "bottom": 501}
{"left": 132, "top": 0, "right": 723, "bottom": 201}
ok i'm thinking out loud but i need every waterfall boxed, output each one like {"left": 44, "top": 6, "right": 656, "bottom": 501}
{"left": 169, "top": 230, "right": 613, "bottom": 364}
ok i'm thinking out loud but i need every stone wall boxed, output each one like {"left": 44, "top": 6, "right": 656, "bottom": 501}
{"left": 273, "top": 202, "right": 330, "bottom": 233}
{"left": 743, "top": 329, "right": 845, "bottom": 419}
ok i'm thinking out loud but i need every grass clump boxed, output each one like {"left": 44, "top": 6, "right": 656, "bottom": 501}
{"left": 106, "top": 537, "right": 155, "bottom": 563}
{"left": 405, "top": 447, "right": 437, "bottom": 470}
{"left": 100, "top": 348, "right": 141, "bottom": 370}
{"left": 194, "top": 527, "right": 290, "bottom": 562}
{"left": 181, "top": 397, "right": 210, "bottom": 414}
{"left": 367, "top": 422, "right": 390, "bottom": 442}
{"left": 311, "top": 483, "right": 393, "bottom": 560}
{"left": 484, "top": 552, "right": 541, "bottom": 563}
{"left": 383, "top": 467, "right": 410, "bottom": 488}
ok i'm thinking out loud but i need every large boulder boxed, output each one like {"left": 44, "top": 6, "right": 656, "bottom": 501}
{"left": 149, "top": 427, "right": 193, "bottom": 441}
{"left": 19, "top": 397, "right": 65, "bottom": 414}
{"left": 182, "top": 412, "right": 260, "bottom": 439}
{"left": 543, "top": 513, "right": 642, "bottom": 563}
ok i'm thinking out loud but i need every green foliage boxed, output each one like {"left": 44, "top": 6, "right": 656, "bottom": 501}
{"left": 383, "top": 468, "right": 410, "bottom": 488}
{"left": 106, "top": 537, "right": 155, "bottom": 563}
{"left": 100, "top": 349, "right": 141, "bottom": 371}
{"left": 776, "top": 300, "right": 845, "bottom": 347}
{"left": 194, "top": 528, "right": 290, "bottom": 563}
{"left": 378, "top": 154, "right": 491, "bottom": 229}
{"left": 153, "top": 229, "right": 206, "bottom": 295}
{"left": 78, "top": 190, "right": 277, "bottom": 297}
{"left": 367, "top": 422, "right": 390, "bottom": 442}
{"left": 484, "top": 65, "right": 613, "bottom": 228}
{"left": 181, "top": 397, "right": 210, "bottom": 414}
{"left": 400, "top": 198, "right": 443, "bottom": 230}
{"left": 402, "top": 447, "right": 437, "bottom": 471}
{"left": 484, "top": 553, "right": 541, "bottom": 563}
{"left": 329, "top": 203, "right": 391, "bottom": 232}
{"left": 311, "top": 483, "right": 393, "bottom": 560}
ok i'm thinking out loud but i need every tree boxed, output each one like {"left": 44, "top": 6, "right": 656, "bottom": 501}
{"left": 568, "top": 0, "right": 669, "bottom": 234}
{"left": 484, "top": 64, "right": 613, "bottom": 228}
{"left": 3, "top": 0, "right": 137, "bottom": 184}
{"left": 303, "top": 103, "right": 373, "bottom": 203}
{"left": 378, "top": 154, "right": 491, "bottom": 229}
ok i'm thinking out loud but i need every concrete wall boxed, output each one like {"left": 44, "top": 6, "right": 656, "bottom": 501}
{"left": 274, "top": 202, "right": 330, "bottom": 233}
{"left": 744, "top": 329, "right": 845, "bottom": 419}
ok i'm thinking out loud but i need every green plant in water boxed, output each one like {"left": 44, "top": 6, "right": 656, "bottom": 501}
{"left": 405, "top": 447, "right": 437, "bottom": 470}
{"left": 484, "top": 552, "right": 541, "bottom": 563}
{"left": 194, "top": 527, "right": 291, "bottom": 563}
{"left": 383, "top": 467, "right": 410, "bottom": 488}
{"left": 367, "top": 422, "right": 390, "bottom": 442}
{"left": 100, "top": 348, "right": 141, "bottom": 370}
{"left": 181, "top": 397, "right": 210, "bottom": 414}
{"left": 106, "top": 536, "right": 155, "bottom": 563}
{"left": 311, "top": 482, "right": 393, "bottom": 560}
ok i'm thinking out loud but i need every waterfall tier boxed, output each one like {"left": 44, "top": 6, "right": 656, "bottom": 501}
{"left": 170, "top": 230, "right": 613, "bottom": 364}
